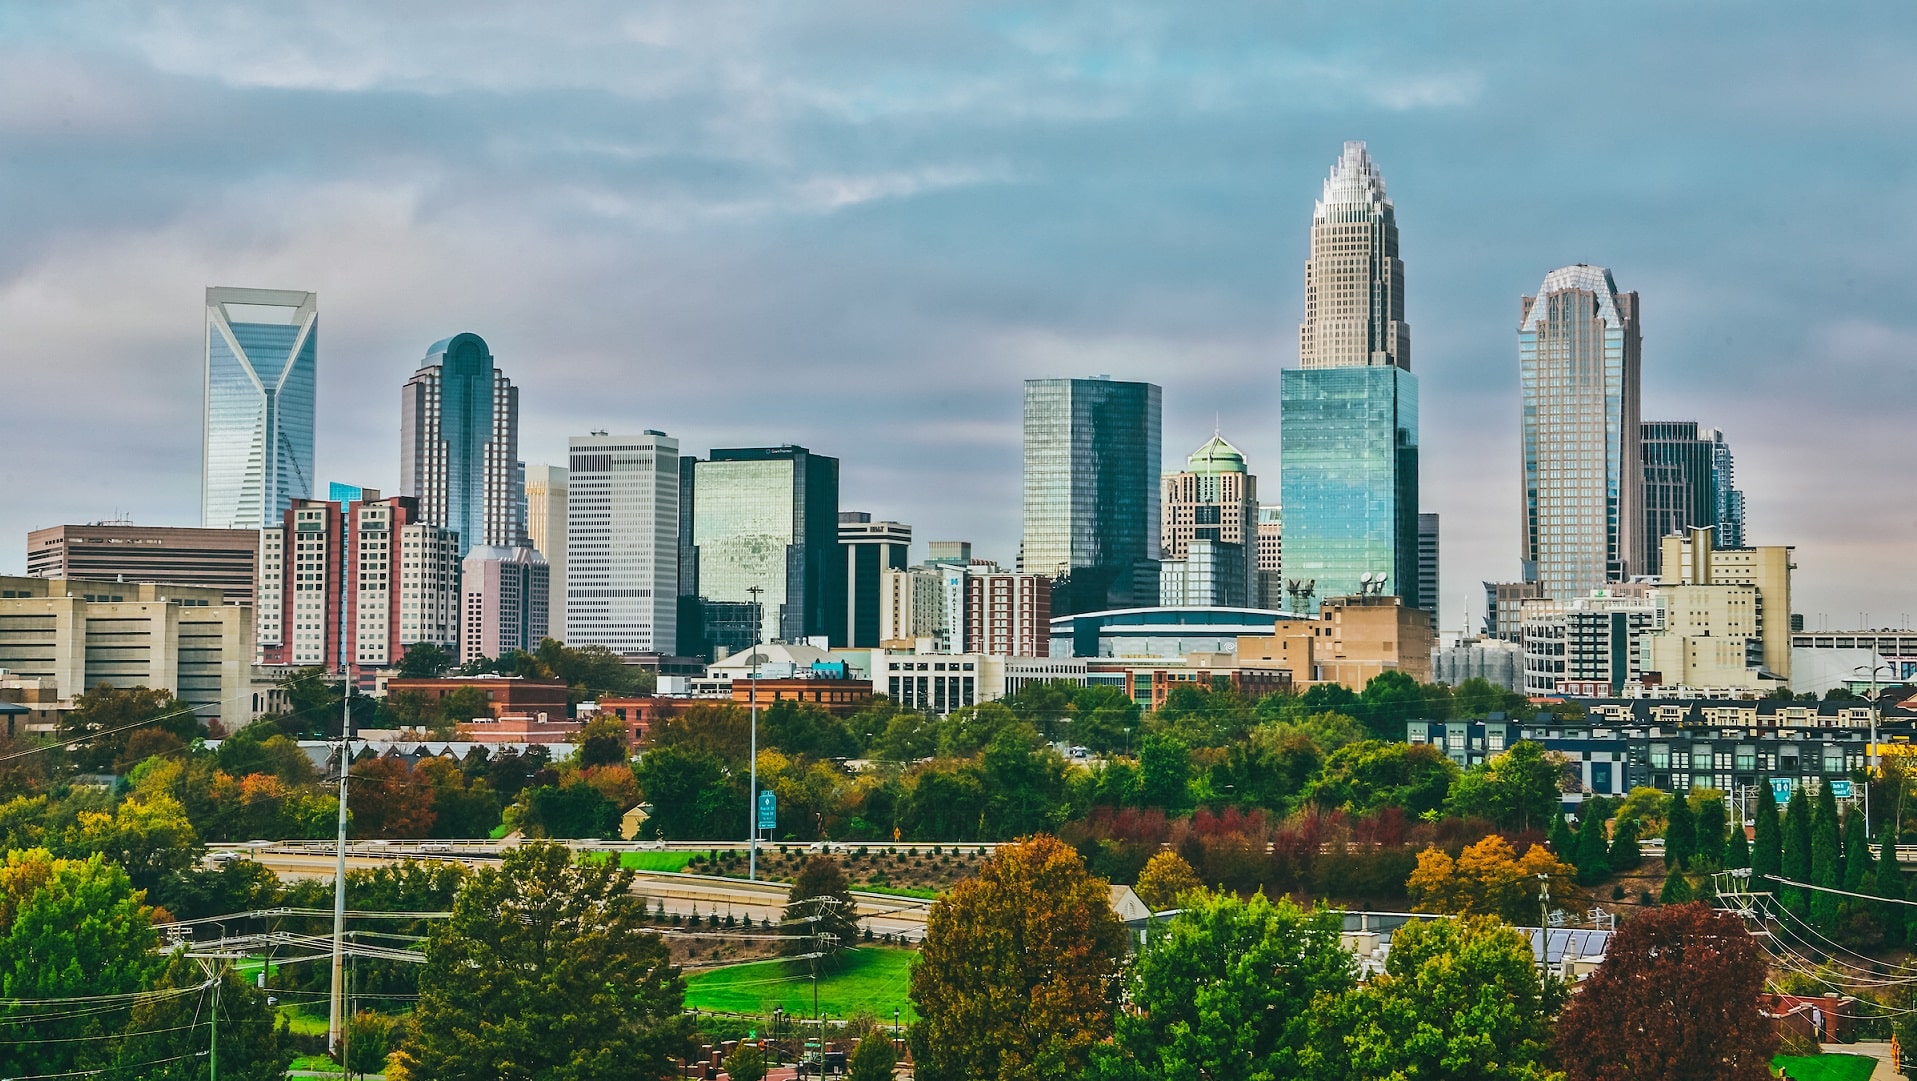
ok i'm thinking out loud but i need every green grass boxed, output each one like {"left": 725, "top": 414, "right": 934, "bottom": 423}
{"left": 683, "top": 946, "right": 918, "bottom": 1022}
{"left": 1772, "top": 1054, "right": 1879, "bottom": 1081}
{"left": 618, "top": 851, "right": 694, "bottom": 872}
{"left": 856, "top": 885, "right": 940, "bottom": 900}
{"left": 277, "top": 1005, "right": 330, "bottom": 1036}
{"left": 288, "top": 1054, "right": 344, "bottom": 1073}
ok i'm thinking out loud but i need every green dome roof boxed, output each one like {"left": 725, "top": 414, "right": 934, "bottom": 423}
{"left": 1187, "top": 434, "right": 1247, "bottom": 474}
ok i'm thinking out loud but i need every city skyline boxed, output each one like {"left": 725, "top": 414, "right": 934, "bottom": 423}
{"left": 4, "top": 5, "right": 1916, "bottom": 630}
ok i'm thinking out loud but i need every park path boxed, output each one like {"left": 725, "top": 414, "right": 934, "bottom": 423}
{"left": 1824, "top": 1041, "right": 1899, "bottom": 1080}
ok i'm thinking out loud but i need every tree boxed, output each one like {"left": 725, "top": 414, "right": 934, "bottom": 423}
{"left": 1613, "top": 786, "right": 1672, "bottom": 839}
{"left": 1751, "top": 781, "right": 1781, "bottom": 885}
{"left": 1692, "top": 792, "right": 1727, "bottom": 867}
{"left": 1843, "top": 809, "right": 1872, "bottom": 893}
{"left": 1357, "top": 670, "right": 1425, "bottom": 739}
{"left": 1659, "top": 864, "right": 1695, "bottom": 904}
{"left": 346, "top": 1009, "right": 399, "bottom": 1080}
{"left": 1664, "top": 791, "right": 1696, "bottom": 870}
{"left": 0, "top": 849, "right": 162, "bottom": 1077}
{"left": 397, "top": 641, "right": 456, "bottom": 679}
{"left": 1133, "top": 850, "right": 1202, "bottom": 910}
{"left": 1608, "top": 817, "right": 1642, "bottom": 872}
{"left": 1723, "top": 815, "right": 1750, "bottom": 870}
{"left": 438, "top": 686, "right": 493, "bottom": 731}
{"left": 723, "top": 1043, "right": 768, "bottom": 1081}
{"left": 111, "top": 953, "right": 292, "bottom": 1081}
{"left": 1557, "top": 902, "right": 1776, "bottom": 1081}
{"left": 1442, "top": 741, "right": 1566, "bottom": 833}
{"left": 1811, "top": 780, "right": 1842, "bottom": 931}
{"left": 908, "top": 835, "right": 1127, "bottom": 1081}
{"left": 1341, "top": 915, "right": 1559, "bottom": 1081}
{"left": 847, "top": 1034, "right": 897, "bottom": 1081}
{"left": 633, "top": 745, "right": 741, "bottom": 839}
{"left": 351, "top": 756, "right": 438, "bottom": 838}
{"left": 1091, "top": 892, "right": 1352, "bottom": 1081}
{"left": 1548, "top": 812, "right": 1576, "bottom": 861}
{"left": 782, "top": 856, "right": 859, "bottom": 959}
{"left": 1305, "top": 740, "right": 1458, "bottom": 817}
{"left": 1136, "top": 732, "right": 1193, "bottom": 812}
{"left": 1572, "top": 818, "right": 1611, "bottom": 885}
{"left": 1407, "top": 837, "right": 1573, "bottom": 926}
{"left": 58, "top": 684, "right": 197, "bottom": 774}
{"left": 393, "top": 842, "right": 691, "bottom": 1080}
{"left": 60, "top": 789, "right": 199, "bottom": 893}
{"left": 1781, "top": 785, "right": 1812, "bottom": 916}
{"left": 521, "top": 780, "right": 620, "bottom": 839}
{"left": 1877, "top": 824, "right": 1905, "bottom": 944}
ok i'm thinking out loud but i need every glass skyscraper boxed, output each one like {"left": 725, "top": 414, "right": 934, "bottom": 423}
{"left": 1019, "top": 377, "right": 1162, "bottom": 615}
{"left": 401, "top": 333, "right": 525, "bottom": 558}
{"left": 566, "top": 432, "right": 678, "bottom": 655}
{"left": 1520, "top": 264, "right": 1642, "bottom": 600}
{"left": 1710, "top": 430, "right": 1746, "bottom": 548}
{"left": 201, "top": 287, "right": 317, "bottom": 530}
{"left": 1279, "top": 143, "right": 1419, "bottom": 607}
{"left": 692, "top": 446, "right": 841, "bottom": 647}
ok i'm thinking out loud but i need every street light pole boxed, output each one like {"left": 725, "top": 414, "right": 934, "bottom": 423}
{"left": 747, "top": 585, "right": 763, "bottom": 882}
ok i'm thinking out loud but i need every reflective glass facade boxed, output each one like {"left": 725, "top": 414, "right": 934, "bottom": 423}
{"left": 1278, "top": 366, "right": 1419, "bottom": 607}
{"left": 202, "top": 288, "right": 317, "bottom": 530}
{"left": 1520, "top": 265, "right": 1641, "bottom": 600}
{"left": 401, "top": 333, "right": 524, "bottom": 558}
{"left": 1020, "top": 377, "right": 1162, "bottom": 614}
{"left": 692, "top": 446, "right": 841, "bottom": 646}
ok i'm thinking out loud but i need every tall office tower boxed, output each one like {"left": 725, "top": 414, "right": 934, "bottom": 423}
{"left": 1159, "top": 435, "right": 1258, "bottom": 607}
{"left": 692, "top": 445, "right": 840, "bottom": 648}
{"left": 966, "top": 572, "right": 1052, "bottom": 657}
{"left": 461, "top": 546, "right": 550, "bottom": 663}
{"left": 202, "top": 288, "right": 317, "bottom": 530}
{"left": 1281, "top": 143, "right": 1420, "bottom": 607}
{"left": 1299, "top": 142, "right": 1409, "bottom": 371}
{"left": 1710, "top": 430, "right": 1746, "bottom": 548}
{"left": 1020, "top": 376, "right": 1162, "bottom": 615}
{"left": 1640, "top": 422, "right": 1716, "bottom": 576}
{"left": 675, "top": 454, "right": 705, "bottom": 657}
{"left": 837, "top": 513, "right": 912, "bottom": 648}
{"left": 256, "top": 493, "right": 460, "bottom": 672}
{"left": 400, "top": 333, "right": 525, "bottom": 558}
{"left": 27, "top": 523, "right": 259, "bottom": 606}
{"left": 1519, "top": 265, "right": 1643, "bottom": 599}
{"left": 881, "top": 566, "right": 954, "bottom": 649}
{"left": 524, "top": 465, "right": 569, "bottom": 640}
{"left": 565, "top": 432, "right": 679, "bottom": 656}
{"left": 1416, "top": 513, "right": 1440, "bottom": 614}
{"left": 1255, "top": 507, "right": 1284, "bottom": 610}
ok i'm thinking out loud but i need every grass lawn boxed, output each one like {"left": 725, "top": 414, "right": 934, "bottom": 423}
{"left": 619, "top": 851, "right": 694, "bottom": 872}
{"left": 288, "top": 1054, "right": 343, "bottom": 1073}
{"left": 278, "top": 1005, "right": 330, "bottom": 1036}
{"left": 1773, "top": 1054, "right": 1879, "bottom": 1081}
{"left": 856, "top": 885, "right": 939, "bottom": 900}
{"left": 683, "top": 946, "right": 917, "bottom": 1022}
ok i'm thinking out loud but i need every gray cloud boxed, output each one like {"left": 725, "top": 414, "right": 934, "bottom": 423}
{"left": 2, "top": 1, "right": 1914, "bottom": 631}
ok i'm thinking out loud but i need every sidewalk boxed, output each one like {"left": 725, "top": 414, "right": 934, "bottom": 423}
{"left": 1824, "top": 1041, "right": 1900, "bottom": 1080}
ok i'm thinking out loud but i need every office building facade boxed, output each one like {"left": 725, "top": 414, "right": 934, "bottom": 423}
{"left": 461, "top": 546, "right": 550, "bottom": 663}
{"left": 1160, "top": 435, "right": 1257, "bottom": 608}
{"left": 202, "top": 287, "right": 317, "bottom": 530}
{"left": 837, "top": 513, "right": 911, "bottom": 648}
{"left": 1416, "top": 512, "right": 1440, "bottom": 615}
{"left": 1640, "top": 421, "right": 1718, "bottom": 577}
{"left": 524, "top": 464, "right": 569, "bottom": 641}
{"left": 1520, "top": 264, "right": 1643, "bottom": 599}
{"left": 1255, "top": 507, "right": 1283, "bottom": 610}
{"left": 1711, "top": 431, "right": 1747, "bottom": 548}
{"left": 1020, "top": 377, "right": 1162, "bottom": 615}
{"left": 1281, "top": 143, "right": 1420, "bottom": 607}
{"left": 400, "top": 333, "right": 525, "bottom": 557}
{"left": 27, "top": 524, "right": 259, "bottom": 607}
{"left": 692, "top": 445, "right": 840, "bottom": 647}
{"left": 566, "top": 432, "right": 679, "bottom": 656}
{"left": 966, "top": 572, "right": 1052, "bottom": 657}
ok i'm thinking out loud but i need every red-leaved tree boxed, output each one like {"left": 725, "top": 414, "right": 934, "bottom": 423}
{"left": 1556, "top": 902, "right": 1776, "bottom": 1081}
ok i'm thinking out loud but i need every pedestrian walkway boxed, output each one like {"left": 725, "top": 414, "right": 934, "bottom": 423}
{"left": 1824, "top": 1041, "right": 1900, "bottom": 1080}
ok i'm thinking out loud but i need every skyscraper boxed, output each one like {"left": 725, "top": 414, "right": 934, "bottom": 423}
{"left": 400, "top": 333, "right": 525, "bottom": 558}
{"left": 692, "top": 445, "right": 840, "bottom": 647}
{"left": 566, "top": 432, "right": 679, "bottom": 656}
{"left": 1640, "top": 421, "right": 1716, "bottom": 576}
{"left": 1520, "top": 264, "right": 1643, "bottom": 599}
{"left": 524, "top": 465, "right": 569, "bottom": 641}
{"left": 1159, "top": 435, "right": 1258, "bottom": 608}
{"left": 202, "top": 287, "right": 317, "bottom": 530}
{"left": 1416, "top": 512, "right": 1440, "bottom": 615}
{"left": 1020, "top": 376, "right": 1161, "bottom": 615}
{"left": 461, "top": 545, "right": 550, "bottom": 663}
{"left": 1710, "top": 430, "right": 1746, "bottom": 548}
{"left": 1280, "top": 143, "right": 1420, "bottom": 607}
{"left": 837, "top": 513, "right": 911, "bottom": 648}
{"left": 1255, "top": 507, "right": 1283, "bottom": 610}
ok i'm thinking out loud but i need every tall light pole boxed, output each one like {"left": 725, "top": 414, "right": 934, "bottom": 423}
{"left": 1856, "top": 648, "right": 1894, "bottom": 837}
{"left": 328, "top": 664, "right": 352, "bottom": 1056}
{"left": 747, "top": 585, "right": 763, "bottom": 882}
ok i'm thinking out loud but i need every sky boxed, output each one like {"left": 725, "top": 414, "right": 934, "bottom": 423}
{"left": 2, "top": 2, "right": 1914, "bottom": 633}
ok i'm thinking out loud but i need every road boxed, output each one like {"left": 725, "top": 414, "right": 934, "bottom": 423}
{"left": 245, "top": 849, "right": 933, "bottom": 942}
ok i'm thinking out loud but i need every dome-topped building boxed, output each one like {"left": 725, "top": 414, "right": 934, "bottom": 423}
{"left": 1186, "top": 434, "right": 1247, "bottom": 475}
{"left": 1160, "top": 434, "right": 1260, "bottom": 608}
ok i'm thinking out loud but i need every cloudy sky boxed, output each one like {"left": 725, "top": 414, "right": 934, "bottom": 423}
{"left": 2, "top": 2, "right": 1913, "bottom": 632}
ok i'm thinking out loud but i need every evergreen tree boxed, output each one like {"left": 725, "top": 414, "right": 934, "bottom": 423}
{"left": 1876, "top": 825, "right": 1905, "bottom": 945}
{"left": 1751, "top": 782, "right": 1782, "bottom": 883}
{"left": 1609, "top": 818, "right": 1643, "bottom": 872}
{"left": 1694, "top": 796, "right": 1727, "bottom": 868}
{"left": 1811, "top": 781, "right": 1843, "bottom": 931}
{"left": 1659, "top": 863, "right": 1695, "bottom": 905}
{"left": 1782, "top": 786, "right": 1812, "bottom": 917}
{"left": 1574, "top": 819, "right": 1611, "bottom": 886}
{"left": 1724, "top": 815, "right": 1750, "bottom": 871}
{"left": 1844, "top": 811, "right": 1873, "bottom": 894}
{"left": 1665, "top": 793, "right": 1697, "bottom": 870}
{"left": 1549, "top": 812, "right": 1577, "bottom": 861}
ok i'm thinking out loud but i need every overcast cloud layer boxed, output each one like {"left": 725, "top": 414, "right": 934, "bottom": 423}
{"left": 2, "top": 2, "right": 1913, "bottom": 638}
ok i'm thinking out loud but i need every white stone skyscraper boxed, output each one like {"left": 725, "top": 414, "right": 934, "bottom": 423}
{"left": 1298, "top": 142, "right": 1409, "bottom": 371}
{"left": 567, "top": 432, "right": 679, "bottom": 655}
{"left": 202, "top": 287, "right": 317, "bottom": 530}
{"left": 1520, "top": 264, "right": 1643, "bottom": 600}
{"left": 400, "top": 333, "right": 525, "bottom": 558}
{"left": 524, "top": 465, "right": 569, "bottom": 641}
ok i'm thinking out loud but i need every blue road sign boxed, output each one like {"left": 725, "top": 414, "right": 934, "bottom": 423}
{"left": 758, "top": 789, "right": 777, "bottom": 830}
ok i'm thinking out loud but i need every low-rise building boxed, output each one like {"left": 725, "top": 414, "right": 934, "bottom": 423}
{"left": 382, "top": 675, "right": 570, "bottom": 719}
{"left": 27, "top": 523, "right": 260, "bottom": 606}
{"left": 1235, "top": 595, "right": 1433, "bottom": 689}
{"left": 1053, "top": 606, "right": 1296, "bottom": 660}
{"left": 1434, "top": 635, "right": 1523, "bottom": 691}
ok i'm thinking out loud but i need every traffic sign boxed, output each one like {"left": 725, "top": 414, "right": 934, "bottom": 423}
{"left": 1830, "top": 780, "right": 1854, "bottom": 799}
{"left": 1770, "top": 777, "right": 1794, "bottom": 804}
{"left": 758, "top": 789, "right": 777, "bottom": 830}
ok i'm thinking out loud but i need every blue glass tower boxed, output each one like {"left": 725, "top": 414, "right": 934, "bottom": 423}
{"left": 201, "top": 288, "right": 317, "bottom": 530}
{"left": 400, "top": 334, "right": 524, "bottom": 558}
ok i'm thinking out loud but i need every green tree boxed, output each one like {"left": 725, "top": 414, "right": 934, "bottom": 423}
{"left": 394, "top": 842, "right": 691, "bottom": 1080}
{"left": 781, "top": 856, "right": 859, "bottom": 959}
{"left": 521, "top": 780, "right": 620, "bottom": 839}
{"left": 1664, "top": 792, "right": 1696, "bottom": 870}
{"left": 1608, "top": 817, "right": 1643, "bottom": 872}
{"left": 1341, "top": 915, "right": 1559, "bottom": 1081}
{"left": 1548, "top": 812, "right": 1576, "bottom": 861}
{"left": 1877, "top": 824, "right": 1905, "bottom": 944}
{"left": 980, "top": 729, "right": 1071, "bottom": 836}
{"left": 633, "top": 745, "right": 741, "bottom": 840}
{"left": 1723, "top": 815, "right": 1750, "bottom": 870}
{"left": 58, "top": 684, "right": 198, "bottom": 774}
{"left": 345, "top": 1009, "right": 399, "bottom": 1080}
{"left": 1613, "top": 786, "right": 1672, "bottom": 839}
{"left": 112, "top": 953, "right": 292, "bottom": 1081}
{"left": 0, "top": 849, "right": 162, "bottom": 1077}
{"left": 846, "top": 1034, "right": 896, "bottom": 1081}
{"left": 438, "top": 686, "right": 493, "bottom": 731}
{"left": 1842, "top": 809, "right": 1871, "bottom": 893}
{"left": 1781, "top": 785, "right": 1812, "bottom": 917}
{"left": 1357, "top": 670, "right": 1425, "bottom": 740}
{"left": 1573, "top": 819, "right": 1611, "bottom": 886}
{"left": 1660, "top": 864, "right": 1695, "bottom": 904}
{"left": 60, "top": 789, "right": 200, "bottom": 894}
{"left": 1442, "top": 742, "right": 1565, "bottom": 833}
{"left": 1691, "top": 793, "right": 1727, "bottom": 867}
{"left": 723, "top": 1042, "right": 768, "bottom": 1081}
{"left": 909, "top": 835, "right": 1126, "bottom": 1081}
{"left": 1810, "top": 781, "right": 1841, "bottom": 931}
{"left": 1091, "top": 892, "right": 1352, "bottom": 1081}
{"left": 1452, "top": 677, "right": 1531, "bottom": 719}
{"left": 397, "top": 641, "right": 456, "bottom": 679}
{"left": 1133, "top": 850, "right": 1202, "bottom": 911}
{"left": 1751, "top": 781, "right": 1782, "bottom": 885}
{"left": 1305, "top": 740, "right": 1459, "bottom": 817}
{"left": 1137, "top": 732, "right": 1193, "bottom": 813}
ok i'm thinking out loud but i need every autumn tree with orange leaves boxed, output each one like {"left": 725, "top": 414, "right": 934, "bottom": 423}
{"left": 1406, "top": 834, "right": 1575, "bottom": 925}
{"left": 907, "top": 835, "right": 1128, "bottom": 1081}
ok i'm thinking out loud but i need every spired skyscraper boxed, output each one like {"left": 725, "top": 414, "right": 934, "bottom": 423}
{"left": 1279, "top": 143, "right": 1419, "bottom": 609}
{"left": 1520, "top": 265, "right": 1642, "bottom": 600}
{"left": 400, "top": 334, "right": 526, "bottom": 558}
{"left": 1019, "top": 376, "right": 1162, "bottom": 615}
{"left": 202, "top": 287, "right": 317, "bottom": 530}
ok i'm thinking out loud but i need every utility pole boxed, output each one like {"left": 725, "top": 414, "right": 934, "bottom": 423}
{"left": 747, "top": 585, "right": 763, "bottom": 882}
{"left": 328, "top": 665, "right": 352, "bottom": 1056}
{"left": 210, "top": 970, "right": 220, "bottom": 1081}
